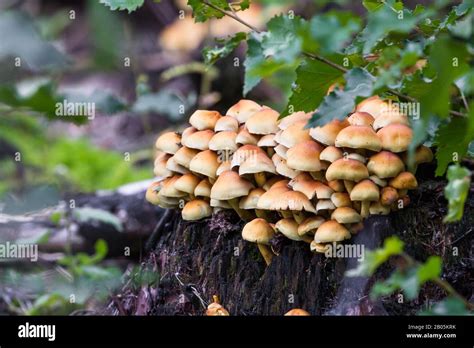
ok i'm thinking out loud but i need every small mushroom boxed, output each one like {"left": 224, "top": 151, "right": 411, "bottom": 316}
{"left": 189, "top": 110, "right": 221, "bottom": 130}
{"left": 226, "top": 99, "right": 261, "bottom": 124}
{"left": 215, "top": 115, "right": 239, "bottom": 132}
{"left": 242, "top": 218, "right": 275, "bottom": 265}
{"left": 309, "top": 119, "right": 349, "bottom": 146}
{"left": 350, "top": 179, "right": 380, "bottom": 218}
{"left": 189, "top": 150, "right": 220, "bottom": 181}
{"left": 182, "top": 199, "right": 212, "bottom": 221}
{"left": 377, "top": 124, "right": 412, "bottom": 153}
{"left": 206, "top": 295, "right": 229, "bottom": 316}
{"left": 284, "top": 308, "right": 310, "bottom": 316}
{"left": 155, "top": 131, "right": 181, "bottom": 155}
{"left": 246, "top": 108, "right": 279, "bottom": 135}
{"left": 314, "top": 220, "right": 351, "bottom": 243}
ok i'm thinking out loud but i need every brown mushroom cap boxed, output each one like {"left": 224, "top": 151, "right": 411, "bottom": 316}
{"left": 275, "top": 218, "right": 302, "bottom": 241}
{"left": 210, "top": 198, "right": 232, "bottom": 209}
{"left": 189, "top": 150, "right": 220, "bottom": 178}
{"left": 166, "top": 156, "right": 190, "bottom": 174}
{"left": 181, "top": 126, "right": 197, "bottom": 143}
{"left": 369, "top": 201, "right": 391, "bottom": 215}
{"left": 236, "top": 126, "right": 260, "bottom": 145}
{"left": 211, "top": 170, "right": 254, "bottom": 200}
{"left": 262, "top": 176, "right": 287, "bottom": 191}
{"left": 289, "top": 173, "right": 334, "bottom": 199}
{"left": 369, "top": 175, "right": 387, "bottom": 187}
{"left": 216, "top": 161, "right": 232, "bottom": 176}
{"left": 320, "top": 146, "right": 343, "bottom": 163}
{"left": 278, "top": 111, "right": 310, "bottom": 130}
{"left": 314, "top": 220, "right": 351, "bottom": 243}
{"left": 367, "top": 151, "right": 405, "bottom": 178}
{"left": 145, "top": 181, "right": 163, "bottom": 205}
{"left": 331, "top": 207, "right": 361, "bottom": 224}
{"left": 182, "top": 199, "right": 212, "bottom": 220}
{"left": 155, "top": 132, "right": 181, "bottom": 154}
{"left": 160, "top": 175, "right": 188, "bottom": 198}
{"left": 274, "top": 144, "right": 288, "bottom": 159}
{"left": 208, "top": 131, "right": 238, "bottom": 152}
{"left": 181, "top": 129, "right": 215, "bottom": 150}
{"left": 310, "top": 241, "right": 330, "bottom": 253}
{"left": 231, "top": 145, "right": 266, "bottom": 168}
{"left": 346, "top": 152, "right": 367, "bottom": 163}
{"left": 226, "top": 99, "right": 261, "bottom": 124}
{"left": 275, "top": 190, "right": 317, "bottom": 213}
{"left": 377, "top": 124, "right": 413, "bottom": 153}
{"left": 328, "top": 179, "right": 345, "bottom": 192}
{"left": 272, "top": 153, "right": 301, "bottom": 179}
{"left": 189, "top": 110, "right": 221, "bottom": 130}
{"left": 277, "top": 121, "right": 312, "bottom": 148}
{"left": 309, "top": 119, "right": 349, "bottom": 146}
{"left": 215, "top": 115, "right": 239, "bottom": 132}
{"left": 286, "top": 141, "right": 324, "bottom": 172}
{"left": 401, "top": 145, "right": 434, "bottom": 165}
{"left": 194, "top": 179, "right": 212, "bottom": 198}
{"left": 326, "top": 158, "right": 369, "bottom": 182}
{"left": 335, "top": 125, "right": 382, "bottom": 151}
{"left": 356, "top": 96, "right": 387, "bottom": 118}
{"left": 246, "top": 108, "right": 279, "bottom": 135}
{"left": 347, "top": 112, "right": 375, "bottom": 127}
{"left": 239, "top": 188, "right": 266, "bottom": 210}
{"left": 373, "top": 110, "right": 409, "bottom": 130}
{"left": 154, "top": 153, "right": 173, "bottom": 177}
{"left": 257, "top": 184, "right": 290, "bottom": 210}
{"left": 331, "top": 192, "right": 351, "bottom": 208}
{"left": 242, "top": 218, "right": 275, "bottom": 244}
{"left": 239, "top": 151, "right": 276, "bottom": 176}
{"left": 298, "top": 216, "right": 325, "bottom": 236}
{"left": 316, "top": 199, "right": 336, "bottom": 212}
{"left": 173, "top": 146, "right": 199, "bottom": 169}
{"left": 257, "top": 134, "right": 277, "bottom": 147}
{"left": 381, "top": 186, "right": 398, "bottom": 206}
{"left": 174, "top": 173, "right": 201, "bottom": 194}
{"left": 389, "top": 171, "right": 418, "bottom": 189}
{"left": 350, "top": 179, "right": 380, "bottom": 202}
{"left": 284, "top": 308, "right": 310, "bottom": 316}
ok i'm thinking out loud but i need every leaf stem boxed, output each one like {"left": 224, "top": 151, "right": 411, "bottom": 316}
{"left": 202, "top": 0, "right": 261, "bottom": 33}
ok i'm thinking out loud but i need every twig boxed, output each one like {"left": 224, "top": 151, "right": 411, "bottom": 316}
{"left": 200, "top": 1, "right": 467, "bottom": 118}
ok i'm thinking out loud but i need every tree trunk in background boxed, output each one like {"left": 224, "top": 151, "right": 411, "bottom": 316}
{"left": 107, "top": 179, "right": 473, "bottom": 316}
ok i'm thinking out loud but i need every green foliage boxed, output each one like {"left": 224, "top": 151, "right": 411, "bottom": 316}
{"left": 443, "top": 165, "right": 471, "bottom": 222}
{"left": 188, "top": 0, "right": 250, "bottom": 23}
{"left": 308, "top": 68, "right": 375, "bottom": 127}
{"left": 203, "top": 32, "right": 247, "bottom": 66}
{"left": 420, "top": 297, "right": 472, "bottom": 315}
{"left": 99, "top": 0, "right": 145, "bottom": 13}
{"left": 132, "top": 90, "right": 196, "bottom": 121}
{"left": 73, "top": 208, "right": 124, "bottom": 232}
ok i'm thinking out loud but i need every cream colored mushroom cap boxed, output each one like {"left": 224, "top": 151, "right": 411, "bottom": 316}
{"left": 226, "top": 99, "right": 261, "bottom": 124}
{"left": 309, "top": 119, "right": 349, "bottom": 146}
{"left": 194, "top": 179, "right": 212, "bottom": 197}
{"left": 174, "top": 173, "right": 201, "bottom": 194}
{"left": 189, "top": 150, "right": 220, "bottom": 178}
{"left": 239, "top": 151, "right": 276, "bottom": 175}
{"left": 182, "top": 200, "right": 212, "bottom": 221}
{"left": 286, "top": 140, "right": 324, "bottom": 172}
{"left": 236, "top": 126, "right": 260, "bottom": 145}
{"left": 210, "top": 170, "right": 254, "bottom": 200}
{"left": 246, "top": 108, "right": 279, "bottom": 135}
{"left": 314, "top": 220, "right": 351, "bottom": 243}
{"left": 242, "top": 218, "right": 275, "bottom": 244}
{"left": 347, "top": 112, "right": 375, "bottom": 127}
{"left": 278, "top": 111, "right": 310, "bottom": 130}
{"left": 331, "top": 207, "right": 361, "bottom": 224}
{"left": 326, "top": 158, "right": 369, "bottom": 182}
{"left": 320, "top": 146, "right": 343, "bottom": 163}
{"left": 208, "top": 131, "right": 238, "bottom": 152}
{"left": 367, "top": 151, "right": 405, "bottom": 178}
{"left": 335, "top": 125, "right": 382, "bottom": 151}
{"left": 189, "top": 110, "right": 221, "bottom": 130}
{"left": 239, "top": 188, "right": 266, "bottom": 209}
{"left": 350, "top": 179, "right": 380, "bottom": 202}
{"left": 377, "top": 124, "right": 413, "bottom": 153}
{"left": 155, "top": 132, "right": 181, "bottom": 154}
{"left": 215, "top": 115, "right": 239, "bottom": 132}
{"left": 173, "top": 146, "right": 199, "bottom": 169}
{"left": 181, "top": 129, "right": 215, "bottom": 150}
{"left": 277, "top": 121, "right": 312, "bottom": 148}
{"left": 298, "top": 216, "right": 325, "bottom": 236}
{"left": 275, "top": 218, "right": 302, "bottom": 241}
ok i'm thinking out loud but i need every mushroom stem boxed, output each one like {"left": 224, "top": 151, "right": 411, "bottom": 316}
{"left": 293, "top": 211, "right": 305, "bottom": 224}
{"left": 310, "top": 171, "right": 324, "bottom": 181}
{"left": 360, "top": 201, "right": 370, "bottom": 218}
{"left": 254, "top": 172, "right": 266, "bottom": 187}
{"left": 344, "top": 180, "right": 354, "bottom": 193}
{"left": 398, "top": 189, "right": 408, "bottom": 196}
{"left": 255, "top": 209, "right": 269, "bottom": 220}
{"left": 301, "top": 235, "right": 313, "bottom": 244}
{"left": 267, "top": 148, "right": 275, "bottom": 157}
{"left": 209, "top": 177, "right": 216, "bottom": 184}
{"left": 280, "top": 211, "right": 292, "bottom": 219}
{"left": 257, "top": 244, "right": 273, "bottom": 266}
{"left": 228, "top": 198, "right": 253, "bottom": 221}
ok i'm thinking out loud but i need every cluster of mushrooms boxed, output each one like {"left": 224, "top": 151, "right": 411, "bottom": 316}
{"left": 146, "top": 95, "right": 433, "bottom": 265}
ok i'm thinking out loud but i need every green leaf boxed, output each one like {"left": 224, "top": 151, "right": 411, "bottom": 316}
{"left": 346, "top": 236, "right": 404, "bottom": 277}
{"left": 188, "top": 0, "right": 249, "bottom": 23}
{"left": 243, "top": 32, "right": 265, "bottom": 95}
{"left": 419, "top": 297, "right": 472, "bottom": 315}
{"left": 203, "top": 32, "right": 247, "bottom": 66}
{"left": 443, "top": 165, "right": 471, "bottom": 222}
{"left": 417, "top": 256, "right": 442, "bottom": 283}
{"left": 99, "top": 0, "right": 145, "bottom": 13}
{"left": 281, "top": 58, "right": 343, "bottom": 117}
{"left": 363, "top": 0, "right": 384, "bottom": 12}
{"left": 308, "top": 67, "right": 375, "bottom": 127}
{"left": 73, "top": 207, "right": 123, "bottom": 232}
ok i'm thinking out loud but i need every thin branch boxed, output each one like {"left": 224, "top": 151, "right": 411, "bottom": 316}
{"left": 201, "top": 0, "right": 466, "bottom": 118}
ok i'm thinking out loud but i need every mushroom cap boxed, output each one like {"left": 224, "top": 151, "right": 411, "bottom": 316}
{"left": 210, "top": 198, "right": 232, "bottom": 209}
{"left": 310, "top": 241, "right": 330, "bottom": 253}
{"left": 277, "top": 121, "right": 312, "bottom": 148}
{"left": 155, "top": 132, "right": 181, "bottom": 154}
{"left": 274, "top": 144, "right": 288, "bottom": 159}
{"left": 381, "top": 186, "right": 398, "bottom": 206}
{"left": 181, "top": 126, "right": 197, "bottom": 143}
{"left": 367, "top": 151, "right": 405, "bottom": 178}
{"left": 389, "top": 171, "right": 418, "bottom": 189}
{"left": 373, "top": 110, "right": 409, "bottom": 130}
{"left": 369, "top": 175, "right": 387, "bottom": 187}
{"left": 210, "top": 170, "right": 254, "bottom": 200}
{"left": 309, "top": 119, "right": 349, "bottom": 146}
{"left": 242, "top": 218, "right": 275, "bottom": 244}
{"left": 257, "top": 187, "right": 289, "bottom": 210}
{"left": 274, "top": 190, "right": 317, "bottom": 213}
{"left": 284, "top": 308, "right": 310, "bottom": 316}
{"left": 181, "top": 129, "right": 215, "bottom": 150}
{"left": 286, "top": 140, "right": 324, "bottom": 172}
{"left": 226, "top": 99, "right": 261, "bottom": 124}
{"left": 182, "top": 200, "right": 212, "bottom": 221}
{"left": 174, "top": 173, "right": 201, "bottom": 194}
{"left": 331, "top": 207, "right": 361, "bottom": 224}
{"left": 153, "top": 153, "right": 173, "bottom": 178}
{"left": 166, "top": 156, "right": 190, "bottom": 174}
{"left": 347, "top": 112, "right": 375, "bottom": 127}
{"left": 216, "top": 161, "right": 232, "bottom": 176}
{"left": 298, "top": 216, "right": 325, "bottom": 236}
{"left": 209, "top": 131, "right": 238, "bottom": 152}
{"left": 326, "top": 158, "right": 369, "bottom": 182}
{"left": 257, "top": 134, "right": 277, "bottom": 147}
{"left": 145, "top": 181, "right": 163, "bottom": 205}
{"left": 215, "top": 115, "right": 239, "bottom": 132}
{"left": 189, "top": 150, "right": 220, "bottom": 178}
{"left": 331, "top": 192, "right": 351, "bottom": 207}
{"left": 189, "top": 110, "right": 221, "bottom": 130}
{"left": 335, "top": 125, "right": 382, "bottom": 151}
{"left": 173, "top": 146, "right": 199, "bottom": 168}
{"left": 272, "top": 154, "right": 300, "bottom": 179}
{"left": 160, "top": 176, "right": 188, "bottom": 198}
{"left": 320, "top": 146, "right": 343, "bottom": 163}
{"left": 264, "top": 178, "right": 289, "bottom": 191}
{"left": 239, "top": 151, "right": 276, "bottom": 175}
{"left": 356, "top": 95, "right": 387, "bottom": 118}
{"left": 239, "top": 188, "right": 266, "bottom": 209}
{"left": 346, "top": 152, "right": 366, "bottom": 163}
{"left": 401, "top": 145, "right": 433, "bottom": 165}
{"left": 290, "top": 173, "right": 333, "bottom": 199}
{"left": 275, "top": 218, "right": 302, "bottom": 241}
{"left": 231, "top": 145, "right": 266, "bottom": 168}
{"left": 278, "top": 111, "right": 310, "bottom": 130}
{"left": 377, "top": 124, "right": 413, "bottom": 153}
{"left": 350, "top": 179, "right": 380, "bottom": 202}
{"left": 246, "top": 108, "right": 279, "bottom": 135}
{"left": 369, "top": 201, "right": 391, "bottom": 215}
{"left": 327, "top": 179, "right": 345, "bottom": 192}
{"left": 194, "top": 179, "right": 212, "bottom": 198}
{"left": 316, "top": 199, "right": 336, "bottom": 212}
{"left": 314, "top": 220, "right": 351, "bottom": 243}
{"left": 236, "top": 126, "right": 260, "bottom": 145}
